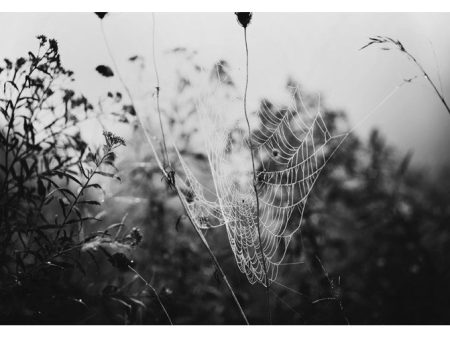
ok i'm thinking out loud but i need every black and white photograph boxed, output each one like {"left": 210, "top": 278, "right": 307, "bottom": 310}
{"left": 1, "top": 3, "right": 450, "bottom": 330}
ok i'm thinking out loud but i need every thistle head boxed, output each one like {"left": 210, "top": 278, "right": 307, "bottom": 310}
{"left": 235, "top": 12, "right": 253, "bottom": 28}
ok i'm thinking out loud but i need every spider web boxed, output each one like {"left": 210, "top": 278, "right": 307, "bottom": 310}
{"left": 175, "top": 86, "right": 346, "bottom": 286}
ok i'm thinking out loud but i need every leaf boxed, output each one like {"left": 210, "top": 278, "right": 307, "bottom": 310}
{"left": 73, "top": 205, "right": 82, "bottom": 222}
{"left": 82, "top": 236, "right": 110, "bottom": 252}
{"left": 44, "top": 195, "right": 54, "bottom": 205}
{"left": 46, "top": 187, "right": 77, "bottom": 200}
{"left": 58, "top": 198, "right": 69, "bottom": 217}
{"left": 95, "top": 65, "right": 114, "bottom": 77}
{"left": 77, "top": 200, "right": 101, "bottom": 206}
{"left": 128, "top": 297, "right": 147, "bottom": 309}
{"left": 37, "top": 178, "right": 46, "bottom": 197}
{"left": 85, "top": 152, "right": 96, "bottom": 163}
{"left": 96, "top": 170, "right": 114, "bottom": 178}
{"left": 95, "top": 12, "right": 108, "bottom": 19}
{"left": 37, "top": 65, "right": 52, "bottom": 77}
{"left": 46, "top": 261, "right": 74, "bottom": 270}
{"left": 78, "top": 162, "right": 88, "bottom": 179}
{"left": 86, "top": 183, "right": 104, "bottom": 192}
{"left": 86, "top": 250, "right": 100, "bottom": 271}
{"left": 96, "top": 171, "right": 122, "bottom": 182}
{"left": 65, "top": 217, "right": 101, "bottom": 225}
{"left": 106, "top": 223, "right": 124, "bottom": 231}
{"left": 175, "top": 215, "right": 183, "bottom": 232}
{"left": 70, "top": 297, "right": 87, "bottom": 308}
{"left": 108, "top": 252, "right": 134, "bottom": 272}
{"left": 360, "top": 40, "right": 377, "bottom": 51}
{"left": 104, "top": 152, "right": 116, "bottom": 164}
{"left": 6, "top": 81, "right": 19, "bottom": 91}
{"left": 48, "top": 170, "right": 82, "bottom": 186}
{"left": 123, "top": 105, "right": 136, "bottom": 116}
{"left": 21, "top": 159, "right": 30, "bottom": 177}
{"left": 110, "top": 297, "right": 133, "bottom": 317}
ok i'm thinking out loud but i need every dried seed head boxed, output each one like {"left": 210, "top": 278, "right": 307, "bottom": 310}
{"left": 235, "top": 12, "right": 253, "bottom": 28}
{"left": 103, "top": 130, "right": 126, "bottom": 147}
{"left": 95, "top": 12, "right": 108, "bottom": 20}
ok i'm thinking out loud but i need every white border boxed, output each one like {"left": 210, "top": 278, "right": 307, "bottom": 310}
{"left": 1, "top": 325, "right": 449, "bottom": 337}
{"left": 1, "top": 3, "right": 450, "bottom": 335}
{"left": 2, "top": 0, "right": 450, "bottom": 12}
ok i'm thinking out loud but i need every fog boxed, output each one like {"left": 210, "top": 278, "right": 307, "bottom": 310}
{"left": 2, "top": 12, "right": 449, "bottom": 171}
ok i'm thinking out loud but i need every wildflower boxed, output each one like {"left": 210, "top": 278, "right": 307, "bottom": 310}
{"left": 36, "top": 34, "right": 47, "bottom": 46}
{"left": 103, "top": 130, "right": 126, "bottom": 147}
{"left": 49, "top": 39, "right": 59, "bottom": 53}
{"left": 122, "top": 227, "right": 143, "bottom": 247}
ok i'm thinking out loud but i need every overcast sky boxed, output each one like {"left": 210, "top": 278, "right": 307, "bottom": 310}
{"left": 1, "top": 12, "right": 450, "bottom": 172}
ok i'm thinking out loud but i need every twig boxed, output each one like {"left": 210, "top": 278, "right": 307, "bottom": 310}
{"left": 152, "top": 13, "right": 170, "bottom": 168}
{"left": 128, "top": 265, "right": 173, "bottom": 325}
{"left": 100, "top": 21, "right": 136, "bottom": 117}
{"left": 361, "top": 36, "right": 450, "bottom": 116}
{"left": 315, "top": 255, "right": 349, "bottom": 325}
{"left": 175, "top": 184, "right": 249, "bottom": 324}
{"left": 311, "top": 297, "right": 336, "bottom": 304}
{"left": 150, "top": 13, "right": 249, "bottom": 325}
{"left": 428, "top": 39, "right": 444, "bottom": 95}
{"left": 60, "top": 150, "right": 107, "bottom": 229}
{"left": 98, "top": 14, "right": 249, "bottom": 325}
{"left": 405, "top": 49, "right": 450, "bottom": 115}
{"left": 242, "top": 26, "right": 272, "bottom": 324}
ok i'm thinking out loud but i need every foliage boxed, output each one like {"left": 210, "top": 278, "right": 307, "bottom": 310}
{"left": 0, "top": 36, "right": 152, "bottom": 324}
{"left": 117, "top": 58, "right": 450, "bottom": 324}
{"left": 1, "top": 35, "right": 449, "bottom": 325}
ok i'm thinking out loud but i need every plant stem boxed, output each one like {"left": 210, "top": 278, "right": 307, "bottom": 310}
{"left": 150, "top": 13, "right": 249, "bottom": 324}
{"left": 175, "top": 184, "right": 249, "bottom": 324}
{"left": 404, "top": 51, "right": 450, "bottom": 115}
{"left": 2, "top": 51, "right": 44, "bottom": 196}
{"left": 314, "top": 255, "right": 349, "bottom": 325}
{"left": 99, "top": 20, "right": 138, "bottom": 122}
{"left": 152, "top": 13, "right": 170, "bottom": 168}
{"left": 99, "top": 15, "right": 249, "bottom": 325}
{"left": 242, "top": 27, "right": 272, "bottom": 324}
{"left": 1, "top": 50, "right": 45, "bottom": 247}
{"left": 128, "top": 265, "right": 173, "bottom": 325}
{"left": 60, "top": 151, "right": 105, "bottom": 228}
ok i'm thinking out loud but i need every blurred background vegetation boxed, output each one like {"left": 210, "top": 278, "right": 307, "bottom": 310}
{"left": 1, "top": 34, "right": 449, "bottom": 325}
